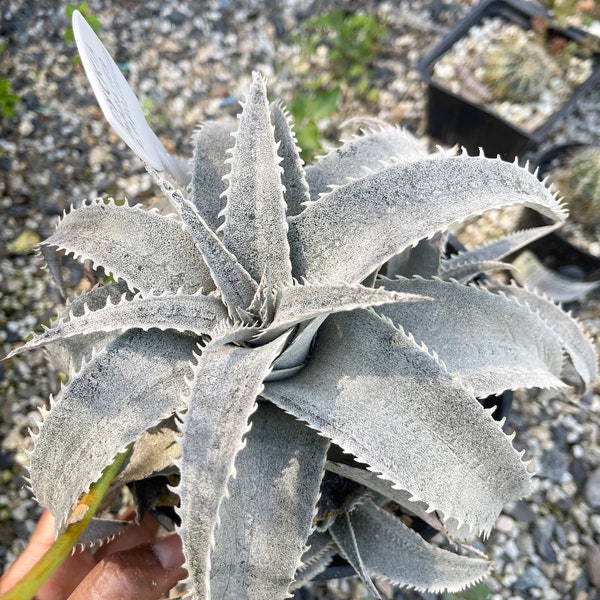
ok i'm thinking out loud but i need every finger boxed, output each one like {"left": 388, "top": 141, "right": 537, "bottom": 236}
{"left": 34, "top": 549, "right": 96, "bottom": 600}
{"left": 118, "top": 505, "right": 137, "bottom": 521}
{"left": 0, "top": 511, "right": 95, "bottom": 599}
{"left": 95, "top": 511, "right": 160, "bottom": 559}
{"left": 41, "top": 512, "right": 162, "bottom": 597}
{"left": 68, "top": 534, "right": 186, "bottom": 600}
{"left": 0, "top": 511, "right": 55, "bottom": 593}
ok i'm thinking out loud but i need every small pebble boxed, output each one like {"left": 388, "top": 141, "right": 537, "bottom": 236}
{"left": 496, "top": 514, "right": 516, "bottom": 535}
{"left": 514, "top": 566, "right": 549, "bottom": 591}
{"left": 584, "top": 467, "right": 600, "bottom": 508}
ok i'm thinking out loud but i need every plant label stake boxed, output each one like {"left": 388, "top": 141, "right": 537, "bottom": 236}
{"left": 72, "top": 10, "right": 189, "bottom": 185}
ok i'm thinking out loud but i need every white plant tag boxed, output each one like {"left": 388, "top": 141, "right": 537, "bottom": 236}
{"left": 72, "top": 10, "right": 188, "bottom": 184}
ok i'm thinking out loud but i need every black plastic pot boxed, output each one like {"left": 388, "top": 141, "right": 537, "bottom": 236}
{"left": 417, "top": 0, "right": 600, "bottom": 160}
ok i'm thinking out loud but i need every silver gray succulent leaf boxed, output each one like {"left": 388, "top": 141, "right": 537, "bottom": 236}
{"left": 330, "top": 500, "right": 491, "bottom": 593}
{"left": 11, "top": 60, "right": 597, "bottom": 600}
{"left": 288, "top": 150, "right": 568, "bottom": 285}
{"left": 209, "top": 403, "right": 328, "bottom": 598}
{"left": 511, "top": 250, "right": 600, "bottom": 302}
{"left": 270, "top": 101, "right": 311, "bottom": 218}
{"left": 486, "top": 280, "right": 598, "bottom": 392}
{"left": 290, "top": 530, "right": 337, "bottom": 591}
{"left": 190, "top": 120, "right": 237, "bottom": 232}
{"left": 374, "top": 277, "right": 567, "bottom": 397}
{"left": 304, "top": 125, "right": 428, "bottom": 201}
{"left": 263, "top": 308, "right": 532, "bottom": 536}
{"left": 324, "top": 461, "right": 446, "bottom": 534}
{"left": 439, "top": 224, "right": 562, "bottom": 282}
{"left": 385, "top": 234, "right": 447, "bottom": 279}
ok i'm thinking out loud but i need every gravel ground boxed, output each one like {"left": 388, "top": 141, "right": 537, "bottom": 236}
{"left": 1, "top": 0, "right": 600, "bottom": 598}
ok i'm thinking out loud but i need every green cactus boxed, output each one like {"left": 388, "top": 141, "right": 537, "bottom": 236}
{"left": 482, "top": 33, "right": 556, "bottom": 103}
{"left": 560, "top": 146, "right": 600, "bottom": 224}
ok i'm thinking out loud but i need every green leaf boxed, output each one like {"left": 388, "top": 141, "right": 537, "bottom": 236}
{"left": 0, "top": 447, "right": 130, "bottom": 600}
{"left": 6, "top": 230, "right": 41, "bottom": 255}
{"left": 311, "top": 86, "right": 339, "bottom": 121}
{"left": 65, "top": 3, "right": 101, "bottom": 44}
{"left": 444, "top": 582, "right": 493, "bottom": 599}
{"left": 294, "top": 119, "right": 321, "bottom": 163}
{"left": 288, "top": 93, "right": 307, "bottom": 123}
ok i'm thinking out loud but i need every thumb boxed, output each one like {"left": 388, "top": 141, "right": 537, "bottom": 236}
{"left": 68, "top": 534, "right": 186, "bottom": 600}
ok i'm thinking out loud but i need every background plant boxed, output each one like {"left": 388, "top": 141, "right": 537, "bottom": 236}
{"left": 546, "top": 145, "right": 600, "bottom": 226}
{"left": 0, "top": 45, "right": 19, "bottom": 119}
{"left": 287, "top": 9, "right": 387, "bottom": 161}
{"left": 443, "top": 582, "right": 492, "bottom": 600}
{"left": 64, "top": 3, "right": 101, "bottom": 43}
{"left": 539, "top": 0, "right": 600, "bottom": 28}
{"left": 481, "top": 32, "right": 557, "bottom": 102}
{"left": 432, "top": 16, "right": 594, "bottom": 131}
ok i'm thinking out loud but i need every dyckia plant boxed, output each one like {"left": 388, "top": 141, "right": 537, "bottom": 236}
{"left": 7, "top": 10, "right": 598, "bottom": 600}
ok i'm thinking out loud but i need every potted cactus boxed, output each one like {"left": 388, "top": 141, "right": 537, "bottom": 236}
{"left": 4, "top": 9, "right": 598, "bottom": 600}
{"left": 546, "top": 145, "right": 600, "bottom": 225}
{"left": 518, "top": 143, "right": 600, "bottom": 286}
{"left": 418, "top": 0, "right": 600, "bottom": 160}
{"left": 479, "top": 29, "right": 558, "bottom": 103}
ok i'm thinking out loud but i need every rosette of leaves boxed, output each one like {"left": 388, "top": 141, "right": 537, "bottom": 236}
{"left": 8, "top": 72, "right": 597, "bottom": 599}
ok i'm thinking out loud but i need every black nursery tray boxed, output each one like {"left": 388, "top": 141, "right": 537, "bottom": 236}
{"left": 417, "top": 0, "right": 600, "bottom": 160}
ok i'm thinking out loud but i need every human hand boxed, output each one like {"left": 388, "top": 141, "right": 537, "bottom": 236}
{"left": 0, "top": 510, "right": 186, "bottom": 600}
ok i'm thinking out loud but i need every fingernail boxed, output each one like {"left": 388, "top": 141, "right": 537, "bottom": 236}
{"left": 152, "top": 534, "right": 185, "bottom": 570}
